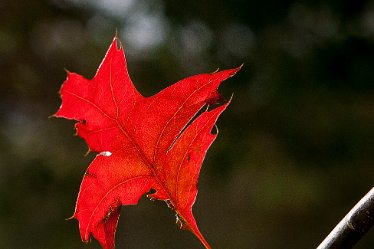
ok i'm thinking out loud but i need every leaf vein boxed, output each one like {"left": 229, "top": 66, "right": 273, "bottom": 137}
{"left": 84, "top": 174, "right": 153, "bottom": 240}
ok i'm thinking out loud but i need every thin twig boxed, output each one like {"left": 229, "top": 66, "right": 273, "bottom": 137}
{"left": 317, "top": 187, "right": 374, "bottom": 249}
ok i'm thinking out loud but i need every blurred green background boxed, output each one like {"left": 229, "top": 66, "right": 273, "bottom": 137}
{"left": 0, "top": 0, "right": 373, "bottom": 248}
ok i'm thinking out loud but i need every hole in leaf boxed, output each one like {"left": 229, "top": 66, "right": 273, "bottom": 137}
{"left": 211, "top": 124, "right": 219, "bottom": 135}
{"left": 167, "top": 104, "right": 207, "bottom": 153}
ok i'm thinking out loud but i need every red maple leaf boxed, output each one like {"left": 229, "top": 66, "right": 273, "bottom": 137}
{"left": 55, "top": 36, "right": 240, "bottom": 249}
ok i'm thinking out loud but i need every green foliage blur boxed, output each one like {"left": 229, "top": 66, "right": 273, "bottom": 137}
{"left": 0, "top": 0, "right": 373, "bottom": 248}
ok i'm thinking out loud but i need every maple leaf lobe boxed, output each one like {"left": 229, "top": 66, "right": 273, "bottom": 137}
{"left": 55, "top": 36, "right": 241, "bottom": 249}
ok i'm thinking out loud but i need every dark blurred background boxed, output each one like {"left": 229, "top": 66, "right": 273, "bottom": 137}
{"left": 0, "top": 0, "right": 373, "bottom": 248}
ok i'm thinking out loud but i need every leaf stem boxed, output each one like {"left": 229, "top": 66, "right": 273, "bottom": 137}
{"left": 317, "top": 187, "right": 374, "bottom": 249}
